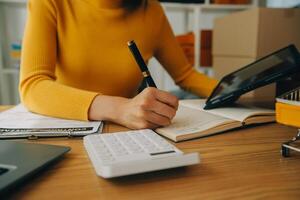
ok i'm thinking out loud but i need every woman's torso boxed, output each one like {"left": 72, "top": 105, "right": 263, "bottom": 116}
{"left": 54, "top": 0, "right": 162, "bottom": 97}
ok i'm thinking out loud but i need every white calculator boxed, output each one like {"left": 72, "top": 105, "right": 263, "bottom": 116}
{"left": 83, "top": 129, "right": 200, "bottom": 178}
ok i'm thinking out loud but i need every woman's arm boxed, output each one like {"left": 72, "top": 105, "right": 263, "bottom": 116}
{"left": 153, "top": 4, "right": 218, "bottom": 98}
{"left": 20, "top": 0, "right": 98, "bottom": 120}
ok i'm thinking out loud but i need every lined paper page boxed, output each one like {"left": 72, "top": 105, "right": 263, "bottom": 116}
{"left": 156, "top": 105, "right": 233, "bottom": 136}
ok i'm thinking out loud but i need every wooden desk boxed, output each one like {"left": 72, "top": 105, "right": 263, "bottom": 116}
{"left": 1, "top": 107, "right": 300, "bottom": 199}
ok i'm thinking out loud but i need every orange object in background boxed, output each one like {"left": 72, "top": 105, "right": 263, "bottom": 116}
{"left": 176, "top": 30, "right": 212, "bottom": 67}
{"left": 211, "top": 0, "right": 250, "bottom": 4}
{"left": 176, "top": 32, "right": 195, "bottom": 65}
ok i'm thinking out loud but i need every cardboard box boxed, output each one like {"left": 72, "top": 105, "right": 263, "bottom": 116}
{"left": 212, "top": 8, "right": 300, "bottom": 101}
{"left": 213, "top": 8, "right": 300, "bottom": 60}
{"left": 213, "top": 56, "right": 254, "bottom": 79}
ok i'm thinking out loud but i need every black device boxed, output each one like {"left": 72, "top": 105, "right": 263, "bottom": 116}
{"left": 204, "top": 44, "right": 300, "bottom": 110}
{"left": 0, "top": 141, "right": 70, "bottom": 195}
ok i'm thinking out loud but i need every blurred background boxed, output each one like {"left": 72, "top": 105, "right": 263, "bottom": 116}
{"left": 0, "top": 0, "right": 299, "bottom": 105}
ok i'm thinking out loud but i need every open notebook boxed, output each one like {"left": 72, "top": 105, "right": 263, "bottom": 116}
{"left": 156, "top": 99, "right": 275, "bottom": 142}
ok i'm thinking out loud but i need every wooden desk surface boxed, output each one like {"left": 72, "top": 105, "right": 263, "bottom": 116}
{"left": 1, "top": 107, "right": 300, "bottom": 199}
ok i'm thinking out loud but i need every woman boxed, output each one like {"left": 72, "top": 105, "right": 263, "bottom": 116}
{"left": 20, "top": 0, "right": 217, "bottom": 129}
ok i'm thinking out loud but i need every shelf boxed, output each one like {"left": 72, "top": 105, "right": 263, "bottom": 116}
{"left": 162, "top": 2, "right": 255, "bottom": 11}
{"left": 0, "top": 0, "right": 27, "bottom": 4}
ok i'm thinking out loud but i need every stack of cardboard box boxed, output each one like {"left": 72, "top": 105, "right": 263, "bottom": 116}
{"left": 213, "top": 8, "right": 300, "bottom": 101}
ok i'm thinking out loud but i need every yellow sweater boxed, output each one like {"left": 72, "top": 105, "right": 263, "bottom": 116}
{"left": 20, "top": 0, "right": 217, "bottom": 121}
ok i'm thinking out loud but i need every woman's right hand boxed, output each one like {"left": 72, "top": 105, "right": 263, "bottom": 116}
{"left": 89, "top": 88, "right": 179, "bottom": 129}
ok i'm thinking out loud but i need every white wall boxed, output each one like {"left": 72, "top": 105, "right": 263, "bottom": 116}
{"left": 0, "top": 2, "right": 27, "bottom": 104}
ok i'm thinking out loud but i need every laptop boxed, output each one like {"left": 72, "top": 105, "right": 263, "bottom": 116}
{"left": 204, "top": 44, "right": 300, "bottom": 110}
{"left": 0, "top": 141, "right": 70, "bottom": 195}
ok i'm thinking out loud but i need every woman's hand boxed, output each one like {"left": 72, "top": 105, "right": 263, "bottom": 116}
{"left": 89, "top": 88, "right": 179, "bottom": 129}
{"left": 117, "top": 88, "right": 178, "bottom": 129}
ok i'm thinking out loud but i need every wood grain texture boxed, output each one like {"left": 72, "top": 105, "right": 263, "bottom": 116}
{"left": 1, "top": 106, "right": 300, "bottom": 200}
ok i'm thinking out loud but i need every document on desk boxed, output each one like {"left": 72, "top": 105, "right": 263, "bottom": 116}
{"left": 155, "top": 99, "right": 275, "bottom": 142}
{"left": 0, "top": 104, "right": 103, "bottom": 139}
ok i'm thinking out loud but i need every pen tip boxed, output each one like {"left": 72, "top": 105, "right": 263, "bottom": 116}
{"left": 127, "top": 40, "right": 134, "bottom": 46}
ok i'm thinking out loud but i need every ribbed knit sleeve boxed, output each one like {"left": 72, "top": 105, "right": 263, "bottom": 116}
{"left": 154, "top": 4, "right": 218, "bottom": 97}
{"left": 19, "top": 0, "right": 98, "bottom": 121}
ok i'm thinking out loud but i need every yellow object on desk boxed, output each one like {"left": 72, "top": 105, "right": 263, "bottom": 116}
{"left": 276, "top": 87, "right": 300, "bottom": 127}
{"left": 276, "top": 102, "right": 300, "bottom": 128}
{"left": 276, "top": 87, "right": 300, "bottom": 157}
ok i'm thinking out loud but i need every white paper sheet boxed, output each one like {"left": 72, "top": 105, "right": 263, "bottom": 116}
{"left": 0, "top": 104, "right": 103, "bottom": 138}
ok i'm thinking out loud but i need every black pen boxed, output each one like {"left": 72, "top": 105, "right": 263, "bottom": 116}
{"left": 127, "top": 40, "right": 157, "bottom": 88}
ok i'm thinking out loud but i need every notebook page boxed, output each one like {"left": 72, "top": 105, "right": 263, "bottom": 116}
{"left": 156, "top": 105, "right": 234, "bottom": 136}
{"left": 180, "top": 99, "right": 274, "bottom": 122}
